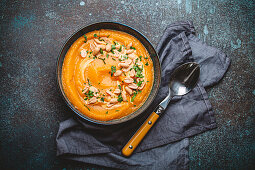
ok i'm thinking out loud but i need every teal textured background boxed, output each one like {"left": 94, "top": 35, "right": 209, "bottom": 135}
{"left": 0, "top": 0, "right": 254, "bottom": 169}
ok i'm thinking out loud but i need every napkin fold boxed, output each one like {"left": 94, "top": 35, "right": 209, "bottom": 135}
{"left": 56, "top": 21, "right": 230, "bottom": 169}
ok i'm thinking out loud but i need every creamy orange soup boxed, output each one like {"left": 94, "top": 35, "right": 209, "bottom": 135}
{"left": 62, "top": 29, "right": 154, "bottom": 121}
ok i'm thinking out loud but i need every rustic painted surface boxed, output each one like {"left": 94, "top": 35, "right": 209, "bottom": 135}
{"left": 0, "top": 0, "right": 254, "bottom": 169}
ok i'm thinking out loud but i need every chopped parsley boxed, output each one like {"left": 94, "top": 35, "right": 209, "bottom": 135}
{"left": 119, "top": 59, "right": 122, "bottom": 61}
{"left": 87, "top": 78, "right": 92, "bottom": 86}
{"left": 99, "top": 57, "right": 106, "bottom": 64}
{"left": 134, "top": 105, "right": 136, "bottom": 107}
{"left": 111, "top": 66, "right": 116, "bottom": 76}
{"left": 112, "top": 58, "right": 116, "bottom": 61}
{"left": 115, "top": 110, "right": 120, "bottom": 112}
{"left": 100, "top": 48, "right": 103, "bottom": 54}
{"left": 84, "top": 105, "right": 90, "bottom": 111}
{"left": 131, "top": 91, "right": 138, "bottom": 102}
{"left": 133, "top": 64, "right": 144, "bottom": 78}
{"left": 111, "top": 45, "right": 116, "bottom": 50}
{"left": 130, "top": 46, "right": 136, "bottom": 50}
{"left": 107, "top": 35, "right": 110, "bottom": 38}
{"left": 94, "top": 34, "right": 97, "bottom": 37}
{"left": 84, "top": 35, "right": 87, "bottom": 43}
{"left": 139, "top": 56, "right": 142, "bottom": 61}
{"left": 106, "top": 54, "right": 109, "bottom": 58}
{"left": 98, "top": 37, "right": 104, "bottom": 41}
{"left": 106, "top": 111, "right": 108, "bottom": 114}
{"left": 144, "top": 57, "right": 148, "bottom": 59}
{"left": 100, "top": 97, "right": 105, "bottom": 102}
{"left": 137, "top": 80, "right": 144, "bottom": 87}
{"left": 118, "top": 45, "right": 122, "bottom": 52}
{"left": 85, "top": 90, "right": 94, "bottom": 99}
{"left": 111, "top": 49, "right": 115, "bottom": 54}
{"left": 117, "top": 94, "right": 123, "bottom": 102}
{"left": 145, "top": 62, "right": 149, "bottom": 66}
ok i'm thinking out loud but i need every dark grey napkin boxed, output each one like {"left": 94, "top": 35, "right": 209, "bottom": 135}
{"left": 56, "top": 21, "right": 230, "bottom": 169}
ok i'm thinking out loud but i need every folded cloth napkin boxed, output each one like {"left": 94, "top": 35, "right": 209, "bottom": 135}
{"left": 56, "top": 21, "right": 230, "bottom": 169}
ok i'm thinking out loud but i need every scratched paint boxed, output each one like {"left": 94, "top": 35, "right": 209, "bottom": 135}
{"left": 45, "top": 11, "right": 59, "bottom": 20}
{"left": 80, "top": 1, "right": 85, "bottom": 6}
{"left": 11, "top": 14, "right": 35, "bottom": 29}
{"left": 231, "top": 39, "right": 242, "bottom": 50}
{"left": 203, "top": 25, "right": 209, "bottom": 41}
{"left": 185, "top": 0, "right": 192, "bottom": 14}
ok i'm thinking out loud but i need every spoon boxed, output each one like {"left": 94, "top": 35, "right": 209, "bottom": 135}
{"left": 122, "top": 62, "right": 200, "bottom": 157}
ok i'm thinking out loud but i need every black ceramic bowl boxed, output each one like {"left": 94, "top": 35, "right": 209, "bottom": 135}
{"left": 57, "top": 22, "right": 161, "bottom": 125}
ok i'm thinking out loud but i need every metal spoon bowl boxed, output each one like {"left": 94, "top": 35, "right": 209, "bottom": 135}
{"left": 161, "top": 62, "right": 200, "bottom": 108}
{"left": 122, "top": 62, "right": 200, "bottom": 157}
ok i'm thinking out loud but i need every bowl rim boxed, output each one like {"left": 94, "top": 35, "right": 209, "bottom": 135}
{"left": 56, "top": 21, "right": 161, "bottom": 125}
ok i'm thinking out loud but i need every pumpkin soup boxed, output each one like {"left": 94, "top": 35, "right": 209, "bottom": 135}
{"left": 62, "top": 29, "right": 154, "bottom": 121}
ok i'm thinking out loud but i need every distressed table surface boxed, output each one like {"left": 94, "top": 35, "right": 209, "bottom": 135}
{"left": 0, "top": 0, "right": 254, "bottom": 169}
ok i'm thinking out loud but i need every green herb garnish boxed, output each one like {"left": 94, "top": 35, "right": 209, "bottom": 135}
{"left": 133, "top": 64, "right": 144, "bottom": 78}
{"left": 131, "top": 91, "right": 138, "bottom": 102}
{"left": 106, "top": 54, "right": 109, "bottom": 58}
{"left": 117, "top": 94, "right": 123, "bottom": 103}
{"left": 85, "top": 90, "right": 94, "bottom": 99}
{"left": 137, "top": 80, "right": 144, "bottom": 87}
{"left": 100, "top": 97, "right": 105, "bottom": 102}
{"left": 106, "top": 111, "right": 108, "bottom": 114}
{"left": 99, "top": 57, "right": 106, "bottom": 64}
{"left": 94, "top": 34, "right": 97, "bottom": 37}
{"left": 118, "top": 85, "right": 121, "bottom": 90}
{"left": 139, "top": 56, "right": 142, "bottom": 61}
{"left": 111, "top": 45, "right": 116, "bottom": 50}
{"left": 111, "top": 66, "right": 116, "bottom": 76}
{"left": 87, "top": 78, "right": 92, "bottom": 86}
{"left": 84, "top": 105, "right": 90, "bottom": 111}
{"left": 84, "top": 35, "right": 87, "bottom": 43}
{"left": 99, "top": 37, "right": 105, "bottom": 41}
{"left": 118, "top": 45, "right": 122, "bottom": 52}
{"left": 130, "top": 46, "right": 136, "bottom": 50}
{"left": 100, "top": 48, "right": 103, "bottom": 54}
{"left": 116, "top": 110, "right": 120, "bottom": 112}
{"left": 145, "top": 62, "right": 149, "bottom": 66}
{"left": 112, "top": 58, "right": 116, "bottom": 61}
{"left": 144, "top": 57, "right": 148, "bottom": 59}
